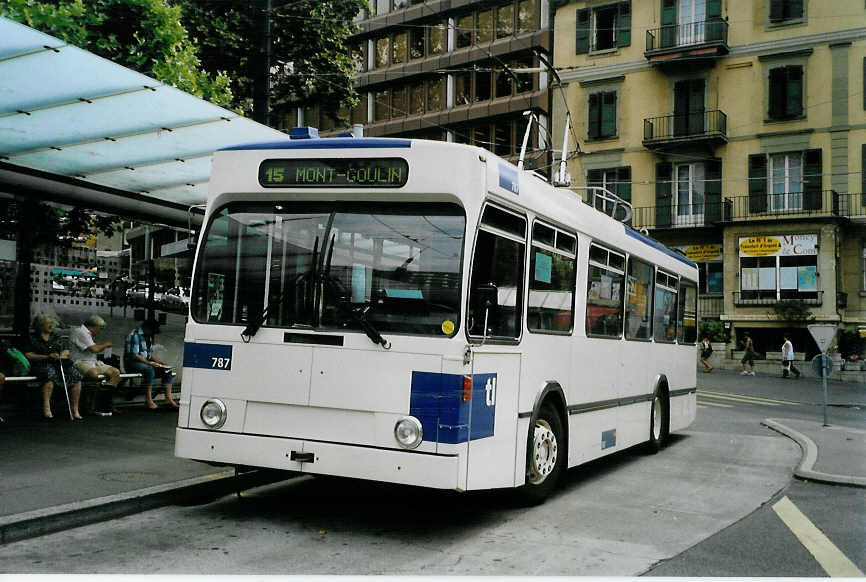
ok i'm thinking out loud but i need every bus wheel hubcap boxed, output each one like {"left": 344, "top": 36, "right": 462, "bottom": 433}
{"left": 529, "top": 420, "right": 557, "bottom": 485}
{"left": 652, "top": 396, "right": 661, "bottom": 441}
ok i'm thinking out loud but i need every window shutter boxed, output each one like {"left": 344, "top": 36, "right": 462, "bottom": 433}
{"left": 588, "top": 93, "right": 600, "bottom": 139}
{"left": 576, "top": 9, "right": 589, "bottom": 54}
{"left": 707, "top": 0, "right": 722, "bottom": 19}
{"left": 705, "top": 159, "right": 722, "bottom": 223}
{"left": 789, "top": 0, "right": 804, "bottom": 19}
{"left": 787, "top": 66, "right": 803, "bottom": 117}
{"left": 861, "top": 144, "right": 866, "bottom": 205}
{"left": 769, "top": 0, "right": 785, "bottom": 22}
{"left": 803, "top": 149, "right": 822, "bottom": 210}
{"left": 769, "top": 67, "right": 785, "bottom": 119}
{"left": 660, "top": 0, "right": 676, "bottom": 48}
{"left": 707, "top": 0, "right": 722, "bottom": 40}
{"left": 616, "top": 166, "right": 631, "bottom": 202}
{"left": 656, "top": 162, "right": 673, "bottom": 227}
{"left": 601, "top": 92, "right": 617, "bottom": 137}
{"left": 748, "top": 154, "right": 768, "bottom": 213}
{"left": 617, "top": 2, "right": 631, "bottom": 47}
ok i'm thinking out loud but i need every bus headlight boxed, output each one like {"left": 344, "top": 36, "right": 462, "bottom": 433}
{"left": 394, "top": 417, "right": 423, "bottom": 449}
{"left": 200, "top": 399, "right": 227, "bottom": 429}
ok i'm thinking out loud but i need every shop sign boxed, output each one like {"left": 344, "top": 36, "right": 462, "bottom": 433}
{"left": 675, "top": 244, "right": 722, "bottom": 262}
{"left": 738, "top": 234, "right": 816, "bottom": 257}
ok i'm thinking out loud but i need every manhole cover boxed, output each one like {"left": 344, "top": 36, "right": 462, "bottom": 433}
{"left": 98, "top": 471, "right": 160, "bottom": 482}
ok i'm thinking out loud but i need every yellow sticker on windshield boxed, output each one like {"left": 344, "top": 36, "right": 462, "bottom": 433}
{"left": 441, "top": 320, "right": 455, "bottom": 335}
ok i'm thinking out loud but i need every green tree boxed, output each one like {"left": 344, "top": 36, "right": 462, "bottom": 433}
{"left": 0, "top": 0, "right": 232, "bottom": 106}
{"left": 178, "top": 0, "right": 366, "bottom": 126}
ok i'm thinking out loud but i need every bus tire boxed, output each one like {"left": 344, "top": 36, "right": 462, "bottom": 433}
{"left": 520, "top": 403, "right": 564, "bottom": 505}
{"left": 645, "top": 389, "right": 668, "bottom": 454}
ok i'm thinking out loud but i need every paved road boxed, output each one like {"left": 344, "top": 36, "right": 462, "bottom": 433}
{"left": 0, "top": 371, "right": 861, "bottom": 575}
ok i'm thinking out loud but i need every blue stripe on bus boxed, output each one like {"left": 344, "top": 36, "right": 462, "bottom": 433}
{"left": 219, "top": 138, "right": 412, "bottom": 151}
{"left": 183, "top": 342, "right": 233, "bottom": 370}
{"left": 409, "top": 372, "right": 496, "bottom": 444}
{"left": 624, "top": 227, "right": 698, "bottom": 269}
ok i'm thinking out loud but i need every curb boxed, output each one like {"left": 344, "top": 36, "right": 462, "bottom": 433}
{"left": 762, "top": 418, "right": 866, "bottom": 489}
{"left": 0, "top": 468, "right": 288, "bottom": 545}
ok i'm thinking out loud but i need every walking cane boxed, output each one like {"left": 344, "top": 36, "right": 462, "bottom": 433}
{"left": 58, "top": 358, "right": 74, "bottom": 421}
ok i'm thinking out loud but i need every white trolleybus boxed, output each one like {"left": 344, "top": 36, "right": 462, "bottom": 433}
{"left": 175, "top": 130, "right": 698, "bottom": 503}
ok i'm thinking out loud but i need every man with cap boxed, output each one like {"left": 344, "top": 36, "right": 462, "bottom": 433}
{"left": 124, "top": 318, "right": 178, "bottom": 410}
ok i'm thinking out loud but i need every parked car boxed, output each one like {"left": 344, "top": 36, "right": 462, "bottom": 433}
{"left": 126, "top": 284, "right": 164, "bottom": 306}
{"left": 161, "top": 287, "right": 190, "bottom": 311}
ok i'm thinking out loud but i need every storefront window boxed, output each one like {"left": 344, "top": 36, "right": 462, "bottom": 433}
{"left": 738, "top": 234, "right": 818, "bottom": 302}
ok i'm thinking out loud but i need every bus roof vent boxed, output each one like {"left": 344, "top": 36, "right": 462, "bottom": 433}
{"left": 290, "top": 126, "right": 320, "bottom": 139}
{"left": 572, "top": 186, "right": 633, "bottom": 224}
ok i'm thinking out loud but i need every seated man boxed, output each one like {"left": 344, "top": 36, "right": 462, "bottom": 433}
{"left": 70, "top": 314, "right": 121, "bottom": 390}
{"left": 124, "top": 318, "right": 177, "bottom": 410}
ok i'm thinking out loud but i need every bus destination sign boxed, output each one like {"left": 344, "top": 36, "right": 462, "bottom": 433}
{"left": 259, "top": 158, "right": 408, "bottom": 188}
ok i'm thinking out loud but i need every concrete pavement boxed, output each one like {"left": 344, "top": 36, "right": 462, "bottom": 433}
{"left": 0, "top": 366, "right": 863, "bottom": 547}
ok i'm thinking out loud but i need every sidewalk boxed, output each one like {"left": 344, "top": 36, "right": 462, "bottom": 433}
{"left": 0, "top": 401, "right": 284, "bottom": 544}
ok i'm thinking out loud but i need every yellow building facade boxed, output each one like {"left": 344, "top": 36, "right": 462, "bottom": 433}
{"left": 553, "top": 0, "right": 866, "bottom": 357}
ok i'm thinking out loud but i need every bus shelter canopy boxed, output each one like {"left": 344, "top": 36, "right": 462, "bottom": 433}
{"left": 0, "top": 17, "right": 289, "bottom": 223}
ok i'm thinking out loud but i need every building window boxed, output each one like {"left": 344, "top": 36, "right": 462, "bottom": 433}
{"left": 493, "top": 120, "right": 513, "bottom": 156}
{"left": 495, "top": 68, "right": 513, "bottom": 98}
{"left": 374, "top": 90, "right": 390, "bottom": 121}
{"left": 517, "top": 0, "right": 537, "bottom": 33}
{"left": 477, "top": 9, "right": 494, "bottom": 43}
{"left": 476, "top": 67, "right": 492, "bottom": 101}
{"left": 391, "top": 87, "right": 408, "bottom": 117}
{"left": 496, "top": 3, "right": 515, "bottom": 39}
{"left": 409, "top": 28, "right": 425, "bottom": 59}
{"left": 738, "top": 234, "right": 818, "bottom": 302}
{"left": 392, "top": 31, "right": 407, "bottom": 64}
{"left": 587, "top": 166, "right": 630, "bottom": 215}
{"left": 576, "top": 2, "right": 630, "bottom": 54}
{"left": 428, "top": 22, "right": 446, "bottom": 55}
{"left": 457, "top": 13, "right": 474, "bottom": 48}
{"left": 675, "top": 163, "right": 705, "bottom": 225}
{"left": 698, "top": 262, "right": 723, "bottom": 294}
{"left": 587, "top": 91, "right": 617, "bottom": 140}
{"left": 375, "top": 37, "right": 390, "bottom": 68}
{"left": 769, "top": 153, "right": 803, "bottom": 211}
{"left": 768, "top": 65, "right": 803, "bottom": 120}
{"left": 861, "top": 244, "right": 866, "bottom": 291}
{"left": 769, "top": 0, "right": 804, "bottom": 23}
{"left": 427, "top": 77, "right": 444, "bottom": 111}
{"left": 409, "top": 82, "right": 425, "bottom": 115}
{"left": 455, "top": 72, "right": 472, "bottom": 105}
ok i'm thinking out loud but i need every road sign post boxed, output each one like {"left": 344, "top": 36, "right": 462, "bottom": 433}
{"left": 807, "top": 324, "right": 837, "bottom": 427}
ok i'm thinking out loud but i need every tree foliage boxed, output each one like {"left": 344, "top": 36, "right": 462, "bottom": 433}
{"left": 178, "top": 0, "right": 366, "bottom": 126}
{"left": 0, "top": 0, "right": 233, "bottom": 106}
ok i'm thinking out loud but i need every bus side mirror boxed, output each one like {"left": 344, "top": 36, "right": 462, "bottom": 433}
{"left": 475, "top": 284, "right": 498, "bottom": 309}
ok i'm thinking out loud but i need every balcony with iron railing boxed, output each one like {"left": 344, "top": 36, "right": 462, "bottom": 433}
{"left": 632, "top": 192, "right": 866, "bottom": 231}
{"left": 699, "top": 295, "right": 724, "bottom": 318}
{"left": 645, "top": 19, "right": 729, "bottom": 62}
{"left": 733, "top": 291, "right": 823, "bottom": 307}
{"left": 643, "top": 110, "right": 727, "bottom": 148}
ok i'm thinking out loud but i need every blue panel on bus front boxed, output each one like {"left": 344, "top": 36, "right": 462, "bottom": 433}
{"left": 409, "top": 372, "right": 496, "bottom": 444}
{"left": 219, "top": 138, "right": 412, "bottom": 151}
{"left": 183, "top": 342, "right": 233, "bottom": 371}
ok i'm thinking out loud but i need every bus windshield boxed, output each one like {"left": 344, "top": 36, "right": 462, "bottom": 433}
{"left": 192, "top": 202, "right": 466, "bottom": 337}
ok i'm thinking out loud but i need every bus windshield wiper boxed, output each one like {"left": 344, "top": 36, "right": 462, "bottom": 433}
{"left": 241, "top": 236, "right": 319, "bottom": 341}
{"left": 321, "top": 235, "right": 390, "bottom": 350}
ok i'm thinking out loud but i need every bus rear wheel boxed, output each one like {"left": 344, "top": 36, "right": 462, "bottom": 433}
{"left": 646, "top": 390, "right": 668, "bottom": 454}
{"left": 520, "top": 404, "right": 564, "bottom": 504}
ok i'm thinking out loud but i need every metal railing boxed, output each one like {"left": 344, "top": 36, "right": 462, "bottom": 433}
{"left": 733, "top": 291, "right": 823, "bottom": 306}
{"left": 631, "top": 192, "right": 866, "bottom": 231}
{"left": 699, "top": 295, "right": 724, "bottom": 318}
{"left": 646, "top": 19, "right": 728, "bottom": 52}
{"left": 643, "top": 110, "right": 726, "bottom": 144}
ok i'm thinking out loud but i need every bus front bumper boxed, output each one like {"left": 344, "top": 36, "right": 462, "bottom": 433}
{"left": 175, "top": 427, "right": 462, "bottom": 490}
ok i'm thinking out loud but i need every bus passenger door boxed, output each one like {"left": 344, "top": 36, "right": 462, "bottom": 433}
{"left": 464, "top": 349, "right": 522, "bottom": 490}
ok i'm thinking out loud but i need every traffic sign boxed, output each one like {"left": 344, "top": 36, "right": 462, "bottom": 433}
{"left": 807, "top": 324, "right": 837, "bottom": 354}
{"left": 811, "top": 354, "right": 833, "bottom": 377}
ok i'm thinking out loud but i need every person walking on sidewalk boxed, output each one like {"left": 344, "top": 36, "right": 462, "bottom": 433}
{"left": 740, "top": 332, "right": 756, "bottom": 376}
{"left": 782, "top": 333, "right": 801, "bottom": 379}
{"left": 700, "top": 336, "right": 714, "bottom": 372}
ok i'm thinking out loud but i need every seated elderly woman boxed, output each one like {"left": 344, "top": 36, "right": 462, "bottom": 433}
{"left": 24, "top": 314, "right": 83, "bottom": 420}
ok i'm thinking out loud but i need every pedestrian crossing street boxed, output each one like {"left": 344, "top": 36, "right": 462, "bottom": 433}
{"left": 697, "top": 389, "right": 801, "bottom": 409}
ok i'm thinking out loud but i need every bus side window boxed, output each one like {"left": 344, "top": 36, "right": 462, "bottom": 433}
{"left": 585, "top": 244, "right": 625, "bottom": 338}
{"left": 468, "top": 206, "right": 526, "bottom": 340}
{"left": 677, "top": 279, "right": 697, "bottom": 344}
{"left": 625, "top": 256, "right": 653, "bottom": 340}
{"left": 653, "top": 270, "right": 678, "bottom": 343}
{"left": 528, "top": 223, "right": 576, "bottom": 334}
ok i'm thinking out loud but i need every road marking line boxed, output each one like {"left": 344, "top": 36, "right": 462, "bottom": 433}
{"left": 696, "top": 399, "right": 733, "bottom": 408}
{"left": 697, "top": 392, "right": 776, "bottom": 406}
{"left": 772, "top": 496, "right": 864, "bottom": 577}
{"left": 700, "top": 390, "right": 798, "bottom": 405}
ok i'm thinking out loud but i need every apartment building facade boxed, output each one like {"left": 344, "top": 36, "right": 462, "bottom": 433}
{"left": 291, "top": 0, "right": 553, "bottom": 165}
{"left": 553, "top": 0, "right": 866, "bottom": 355}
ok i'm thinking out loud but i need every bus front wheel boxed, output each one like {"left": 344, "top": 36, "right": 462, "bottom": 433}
{"left": 520, "top": 403, "right": 564, "bottom": 504}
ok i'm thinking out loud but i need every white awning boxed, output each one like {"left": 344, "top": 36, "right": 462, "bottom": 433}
{"left": 0, "top": 17, "right": 289, "bottom": 222}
